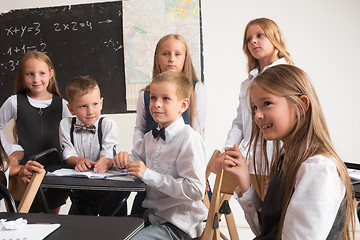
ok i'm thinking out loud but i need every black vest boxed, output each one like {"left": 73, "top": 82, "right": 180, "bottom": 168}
{"left": 256, "top": 157, "right": 346, "bottom": 239}
{"left": 17, "top": 94, "right": 62, "bottom": 164}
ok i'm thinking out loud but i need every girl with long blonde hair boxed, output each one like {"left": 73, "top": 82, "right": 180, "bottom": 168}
{"left": 223, "top": 64, "right": 354, "bottom": 239}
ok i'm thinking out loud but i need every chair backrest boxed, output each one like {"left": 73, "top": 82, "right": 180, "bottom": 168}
{"left": 8, "top": 169, "right": 46, "bottom": 213}
{"left": 202, "top": 151, "right": 239, "bottom": 240}
{"left": 0, "top": 182, "right": 18, "bottom": 212}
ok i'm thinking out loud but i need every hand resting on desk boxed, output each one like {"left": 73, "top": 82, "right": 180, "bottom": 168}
{"left": 113, "top": 152, "right": 146, "bottom": 179}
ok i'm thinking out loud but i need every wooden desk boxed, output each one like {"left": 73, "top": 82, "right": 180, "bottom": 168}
{"left": 40, "top": 175, "right": 146, "bottom": 213}
{"left": 0, "top": 212, "right": 144, "bottom": 240}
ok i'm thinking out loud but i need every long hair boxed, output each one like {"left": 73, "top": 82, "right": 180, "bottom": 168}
{"left": 14, "top": 51, "right": 61, "bottom": 96}
{"left": 247, "top": 64, "right": 354, "bottom": 239}
{"left": 242, "top": 18, "right": 294, "bottom": 72}
{"left": 0, "top": 140, "right": 9, "bottom": 172}
{"left": 152, "top": 34, "right": 199, "bottom": 127}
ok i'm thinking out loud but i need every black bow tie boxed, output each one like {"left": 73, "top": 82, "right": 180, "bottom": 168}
{"left": 152, "top": 127, "right": 166, "bottom": 141}
{"left": 74, "top": 123, "right": 96, "bottom": 134}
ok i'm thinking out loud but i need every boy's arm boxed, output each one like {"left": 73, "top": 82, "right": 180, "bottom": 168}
{"left": 93, "top": 118, "right": 120, "bottom": 173}
{"left": 59, "top": 117, "right": 80, "bottom": 162}
{"left": 59, "top": 117, "right": 93, "bottom": 172}
{"left": 141, "top": 132, "right": 206, "bottom": 201}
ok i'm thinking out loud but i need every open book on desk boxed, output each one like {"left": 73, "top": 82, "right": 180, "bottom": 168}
{"left": 47, "top": 168, "right": 135, "bottom": 181}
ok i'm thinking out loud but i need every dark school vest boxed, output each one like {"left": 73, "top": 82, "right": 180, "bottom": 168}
{"left": 143, "top": 80, "right": 197, "bottom": 133}
{"left": 0, "top": 171, "right": 7, "bottom": 200}
{"left": 256, "top": 157, "right": 346, "bottom": 239}
{"left": 17, "top": 94, "right": 62, "bottom": 165}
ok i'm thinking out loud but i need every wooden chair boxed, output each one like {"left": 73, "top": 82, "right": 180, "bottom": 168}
{"left": 201, "top": 150, "right": 268, "bottom": 239}
{"left": 201, "top": 150, "right": 239, "bottom": 240}
{"left": 7, "top": 169, "right": 46, "bottom": 213}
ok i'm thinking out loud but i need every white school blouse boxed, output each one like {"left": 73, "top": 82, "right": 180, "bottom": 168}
{"left": 59, "top": 116, "right": 119, "bottom": 161}
{"left": 223, "top": 58, "right": 287, "bottom": 172}
{"left": 235, "top": 155, "right": 345, "bottom": 239}
{"left": 129, "top": 117, "right": 208, "bottom": 238}
{"left": 0, "top": 95, "right": 71, "bottom": 155}
{"left": 133, "top": 81, "right": 206, "bottom": 145}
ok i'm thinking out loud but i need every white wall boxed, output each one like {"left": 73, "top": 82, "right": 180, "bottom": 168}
{"left": 2, "top": 0, "right": 360, "bottom": 234}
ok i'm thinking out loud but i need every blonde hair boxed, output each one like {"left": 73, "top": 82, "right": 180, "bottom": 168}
{"left": 151, "top": 71, "right": 191, "bottom": 100}
{"left": 14, "top": 51, "right": 61, "bottom": 96}
{"left": 243, "top": 18, "right": 294, "bottom": 72}
{"left": 66, "top": 76, "right": 100, "bottom": 103}
{"left": 152, "top": 34, "right": 199, "bottom": 126}
{"left": 247, "top": 64, "right": 354, "bottom": 239}
{"left": 0, "top": 140, "right": 9, "bottom": 172}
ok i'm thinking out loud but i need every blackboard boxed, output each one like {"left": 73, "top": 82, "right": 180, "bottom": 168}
{"left": 0, "top": 1, "right": 126, "bottom": 114}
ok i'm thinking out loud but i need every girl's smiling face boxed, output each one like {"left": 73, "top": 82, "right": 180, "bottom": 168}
{"left": 250, "top": 83, "right": 297, "bottom": 142}
{"left": 24, "top": 58, "right": 54, "bottom": 99}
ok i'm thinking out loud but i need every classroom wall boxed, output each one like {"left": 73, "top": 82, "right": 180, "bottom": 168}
{"left": 2, "top": 0, "right": 360, "bottom": 234}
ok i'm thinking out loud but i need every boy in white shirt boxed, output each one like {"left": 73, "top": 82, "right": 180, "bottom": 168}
{"left": 60, "top": 76, "right": 129, "bottom": 216}
{"left": 114, "top": 71, "right": 207, "bottom": 239}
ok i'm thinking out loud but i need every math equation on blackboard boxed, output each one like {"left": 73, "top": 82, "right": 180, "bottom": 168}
{"left": 0, "top": 2, "right": 126, "bottom": 114}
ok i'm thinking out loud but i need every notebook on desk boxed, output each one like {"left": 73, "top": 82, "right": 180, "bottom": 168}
{"left": 47, "top": 168, "right": 135, "bottom": 181}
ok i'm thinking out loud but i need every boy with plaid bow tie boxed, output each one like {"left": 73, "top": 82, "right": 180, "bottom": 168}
{"left": 59, "top": 76, "right": 129, "bottom": 216}
{"left": 114, "top": 71, "right": 207, "bottom": 239}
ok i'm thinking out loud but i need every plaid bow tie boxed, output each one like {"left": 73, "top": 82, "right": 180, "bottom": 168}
{"left": 74, "top": 123, "right": 96, "bottom": 134}
{"left": 152, "top": 127, "right": 165, "bottom": 141}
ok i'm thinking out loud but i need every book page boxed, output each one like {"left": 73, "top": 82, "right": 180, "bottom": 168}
{"left": 47, "top": 168, "right": 135, "bottom": 181}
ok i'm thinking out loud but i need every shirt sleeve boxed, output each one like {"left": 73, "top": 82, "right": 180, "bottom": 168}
{"left": 223, "top": 81, "right": 248, "bottom": 149}
{"left": 192, "top": 82, "right": 206, "bottom": 138}
{"left": 234, "top": 185, "right": 262, "bottom": 236}
{"left": 141, "top": 132, "right": 206, "bottom": 201}
{"left": 0, "top": 95, "right": 23, "bottom": 155}
{"left": 59, "top": 117, "right": 79, "bottom": 159}
{"left": 282, "top": 157, "right": 345, "bottom": 240}
{"left": 133, "top": 91, "right": 146, "bottom": 145}
{"left": 61, "top": 99, "right": 72, "bottom": 118}
{"left": 99, "top": 118, "right": 119, "bottom": 159}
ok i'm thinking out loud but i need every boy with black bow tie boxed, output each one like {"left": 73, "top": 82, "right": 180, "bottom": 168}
{"left": 60, "top": 76, "right": 129, "bottom": 216}
{"left": 114, "top": 71, "right": 207, "bottom": 239}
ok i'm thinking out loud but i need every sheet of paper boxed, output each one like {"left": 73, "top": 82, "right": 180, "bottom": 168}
{"left": 47, "top": 168, "right": 134, "bottom": 181}
{"left": 0, "top": 223, "right": 60, "bottom": 240}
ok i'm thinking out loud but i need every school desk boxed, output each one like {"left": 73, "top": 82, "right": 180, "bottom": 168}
{"left": 0, "top": 212, "right": 144, "bottom": 240}
{"left": 345, "top": 162, "right": 360, "bottom": 200}
{"left": 39, "top": 175, "right": 146, "bottom": 214}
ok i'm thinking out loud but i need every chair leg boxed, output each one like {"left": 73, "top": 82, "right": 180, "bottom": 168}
{"left": 201, "top": 167, "right": 224, "bottom": 240}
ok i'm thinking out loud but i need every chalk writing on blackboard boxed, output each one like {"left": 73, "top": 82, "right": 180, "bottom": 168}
{"left": 0, "top": 1, "right": 127, "bottom": 114}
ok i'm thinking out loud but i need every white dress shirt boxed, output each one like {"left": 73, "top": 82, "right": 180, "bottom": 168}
{"left": 0, "top": 95, "right": 71, "bottom": 155}
{"left": 223, "top": 58, "right": 287, "bottom": 173}
{"left": 129, "top": 117, "right": 208, "bottom": 238}
{"left": 59, "top": 116, "right": 119, "bottom": 161}
{"left": 235, "top": 155, "right": 346, "bottom": 239}
{"left": 133, "top": 81, "right": 206, "bottom": 145}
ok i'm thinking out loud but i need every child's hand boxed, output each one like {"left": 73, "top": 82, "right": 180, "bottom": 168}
{"left": 19, "top": 160, "right": 44, "bottom": 183}
{"left": 94, "top": 156, "right": 113, "bottom": 174}
{"left": 126, "top": 161, "right": 146, "bottom": 179}
{"left": 223, "top": 144, "right": 251, "bottom": 195}
{"left": 113, "top": 151, "right": 130, "bottom": 169}
{"left": 75, "top": 157, "right": 95, "bottom": 172}
{"left": 213, "top": 152, "right": 225, "bottom": 172}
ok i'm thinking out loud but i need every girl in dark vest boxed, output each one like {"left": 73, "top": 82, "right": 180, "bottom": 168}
{"left": 131, "top": 34, "right": 206, "bottom": 216}
{"left": 223, "top": 65, "right": 354, "bottom": 239}
{"left": 0, "top": 51, "right": 71, "bottom": 214}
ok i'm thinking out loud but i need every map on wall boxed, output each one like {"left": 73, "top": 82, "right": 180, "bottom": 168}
{"left": 123, "top": 0, "right": 203, "bottom": 110}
